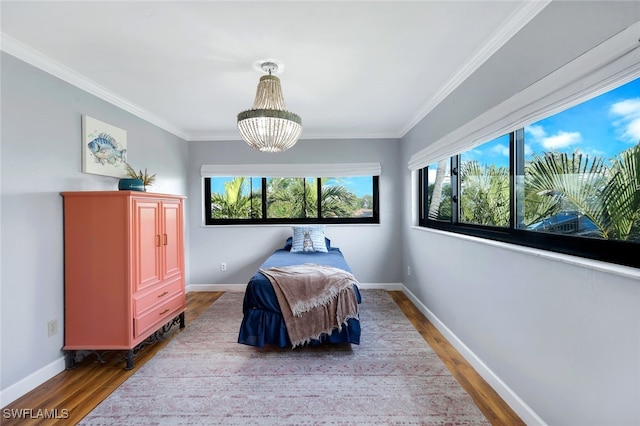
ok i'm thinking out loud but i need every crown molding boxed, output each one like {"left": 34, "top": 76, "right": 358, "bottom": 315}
{"left": 407, "top": 20, "right": 640, "bottom": 170}
{"left": 398, "top": 0, "right": 551, "bottom": 138}
{"left": 187, "top": 131, "right": 401, "bottom": 142}
{"left": 1, "top": 0, "right": 549, "bottom": 144}
{"left": 1, "top": 33, "right": 401, "bottom": 143}
{"left": 298, "top": 131, "right": 401, "bottom": 141}
{"left": 0, "top": 33, "right": 189, "bottom": 141}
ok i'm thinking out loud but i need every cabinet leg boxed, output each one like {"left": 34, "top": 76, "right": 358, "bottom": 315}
{"left": 124, "top": 350, "right": 134, "bottom": 370}
{"left": 64, "top": 350, "right": 77, "bottom": 370}
{"left": 179, "top": 312, "right": 185, "bottom": 329}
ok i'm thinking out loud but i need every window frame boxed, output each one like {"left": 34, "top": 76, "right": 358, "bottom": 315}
{"left": 418, "top": 134, "right": 639, "bottom": 269}
{"left": 413, "top": 24, "right": 640, "bottom": 270}
{"left": 204, "top": 176, "right": 380, "bottom": 225}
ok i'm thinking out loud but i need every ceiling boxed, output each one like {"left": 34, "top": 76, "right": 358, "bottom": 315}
{"left": 1, "top": 1, "right": 548, "bottom": 141}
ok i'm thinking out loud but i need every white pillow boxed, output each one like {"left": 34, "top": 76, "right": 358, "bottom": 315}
{"left": 291, "top": 226, "right": 328, "bottom": 253}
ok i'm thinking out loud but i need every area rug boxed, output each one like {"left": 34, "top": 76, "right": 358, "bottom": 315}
{"left": 80, "top": 290, "right": 489, "bottom": 425}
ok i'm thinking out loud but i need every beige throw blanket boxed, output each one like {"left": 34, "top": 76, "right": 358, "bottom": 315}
{"left": 259, "top": 263, "right": 360, "bottom": 348}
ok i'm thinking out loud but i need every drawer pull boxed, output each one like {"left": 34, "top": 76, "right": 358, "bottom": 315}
{"left": 163, "top": 234, "right": 168, "bottom": 245}
{"left": 159, "top": 309, "right": 170, "bottom": 316}
{"left": 156, "top": 235, "right": 161, "bottom": 247}
{"left": 157, "top": 291, "right": 169, "bottom": 298}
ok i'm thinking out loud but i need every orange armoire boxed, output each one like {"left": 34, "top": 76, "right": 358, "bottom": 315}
{"left": 61, "top": 191, "right": 186, "bottom": 370}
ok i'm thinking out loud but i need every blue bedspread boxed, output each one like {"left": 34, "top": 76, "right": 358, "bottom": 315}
{"left": 238, "top": 247, "right": 362, "bottom": 348}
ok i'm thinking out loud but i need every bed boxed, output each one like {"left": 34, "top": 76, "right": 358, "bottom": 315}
{"left": 238, "top": 231, "right": 361, "bottom": 348}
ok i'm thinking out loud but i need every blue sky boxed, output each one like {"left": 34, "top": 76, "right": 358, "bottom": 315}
{"left": 327, "top": 177, "right": 372, "bottom": 197}
{"left": 464, "top": 77, "right": 640, "bottom": 168}
{"left": 210, "top": 176, "right": 373, "bottom": 198}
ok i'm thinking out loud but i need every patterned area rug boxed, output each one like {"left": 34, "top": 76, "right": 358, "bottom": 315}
{"left": 80, "top": 290, "right": 489, "bottom": 425}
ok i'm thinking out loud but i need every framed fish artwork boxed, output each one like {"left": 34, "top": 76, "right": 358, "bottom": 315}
{"left": 82, "top": 115, "right": 128, "bottom": 178}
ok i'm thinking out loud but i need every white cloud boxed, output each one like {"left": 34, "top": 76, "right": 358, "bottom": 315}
{"left": 490, "top": 143, "right": 510, "bottom": 157}
{"left": 541, "top": 131, "right": 582, "bottom": 150}
{"left": 525, "top": 124, "right": 581, "bottom": 151}
{"left": 610, "top": 98, "right": 640, "bottom": 116}
{"left": 523, "top": 144, "right": 533, "bottom": 156}
{"left": 610, "top": 98, "right": 640, "bottom": 143}
{"left": 526, "top": 124, "right": 546, "bottom": 139}
{"left": 626, "top": 118, "right": 640, "bottom": 141}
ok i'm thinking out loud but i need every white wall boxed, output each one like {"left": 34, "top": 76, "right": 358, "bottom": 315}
{"left": 187, "top": 138, "right": 402, "bottom": 288}
{"left": 0, "top": 53, "right": 189, "bottom": 405}
{"left": 2, "top": 2, "right": 640, "bottom": 424}
{"left": 401, "top": 2, "right": 640, "bottom": 425}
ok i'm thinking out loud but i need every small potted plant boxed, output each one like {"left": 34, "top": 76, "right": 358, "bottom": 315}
{"left": 121, "top": 163, "right": 156, "bottom": 191}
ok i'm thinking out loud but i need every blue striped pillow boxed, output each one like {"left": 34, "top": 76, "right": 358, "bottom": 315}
{"left": 291, "top": 226, "right": 328, "bottom": 253}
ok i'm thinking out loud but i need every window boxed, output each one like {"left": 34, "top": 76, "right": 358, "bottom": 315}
{"left": 419, "top": 77, "right": 640, "bottom": 269}
{"left": 207, "top": 176, "right": 262, "bottom": 220}
{"left": 521, "top": 79, "right": 640, "bottom": 242}
{"left": 423, "top": 158, "right": 452, "bottom": 222}
{"left": 205, "top": 175, "right": 379, "bottom": 225}
{"left": 459, "top": 134, "right": 511, "bottom": 227}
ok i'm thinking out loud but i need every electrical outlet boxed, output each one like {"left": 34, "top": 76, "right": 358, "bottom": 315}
{"left": 407, "top": 266, "right": 411, "bottom": 276}
{"left": 47, "top": 319, "right": 58, "bottom": 337}
{"left": 221, "top": 262, "right": 227, "bottom": 271}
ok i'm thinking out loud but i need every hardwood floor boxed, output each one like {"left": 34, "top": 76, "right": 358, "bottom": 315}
{"left": 2, "top": 291, "right": 524, "bottom": 425}
{"left": 388, "top": 291, "right": 524, "bottom": 426}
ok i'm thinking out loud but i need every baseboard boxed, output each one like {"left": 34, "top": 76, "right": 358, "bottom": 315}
{"left": 186, "top": 283, "right": 403, "bottom": 293}
{"left": 358, "top": 282, "right": 403, "bottom": 290}
{"left": 0, "top": 356, "right": 66, "bottom": 407}
{"left": 400, "top": 285, "right": 547, "bottom": 426}
{"left": 1, "top": 283, "right": 538, "bottom": 421}
{"left": 186, "top": 283, "right": 247, "bottom": 292}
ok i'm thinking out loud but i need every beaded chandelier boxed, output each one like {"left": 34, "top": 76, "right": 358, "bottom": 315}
{"left": 237, "top": 62, "right": 302, "bottom": 153}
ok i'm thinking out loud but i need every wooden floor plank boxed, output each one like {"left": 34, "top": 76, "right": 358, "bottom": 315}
{"left": 2, "top": 291, "right": 522, "bottom": 425}
{"left": 388, "top": 291, "right": 525, "bottom": 426}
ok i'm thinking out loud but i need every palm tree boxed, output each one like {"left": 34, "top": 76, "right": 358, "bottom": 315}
{"left": 525, "top": 144, "right": 640, "bottom": 241}
{"left": 267, "top": 178, "right": 310, "bottom": 218}
{"left": 459, "top": 161, "right": 510, "bottom": 226}
{"left": 267, "top": 178, "right": 357, "bottom": 218}
{"left": 320, "top": 179, "right": 357, "bottom": 218}
{"left": 210, "top": 177, "right": 257, "bottom": 219}
{"left": 428, "top": 159, "right": 449, "bottom": 220}
{"left": 601, "top": 143, "right": 640, "bottom": 240}
{"left": 524, "top": 150, "right": 607, "bottom": 235}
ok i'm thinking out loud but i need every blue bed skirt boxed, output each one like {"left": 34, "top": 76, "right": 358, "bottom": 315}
{"left": 238, "top": 247, "right": 362, "bottom": 348}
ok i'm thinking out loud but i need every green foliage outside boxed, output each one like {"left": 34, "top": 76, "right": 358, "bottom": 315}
{"left": 427, "top": 143, "right": 640, "bottom": 241}
{"left": 460, "top": 162, "right": 510, "bottom": 227}
{"left": 210, "top": 177, "right": 261, "bottom": 219}
{"left": 210, "top": 177, "right": 369, "bottom": 219}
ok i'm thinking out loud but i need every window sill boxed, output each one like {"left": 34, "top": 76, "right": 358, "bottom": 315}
{"left": 410, "top": 226, "right": 640, "bottom": 280}
{"left": 200, "top": 222, "right": 381, "bottom": 229}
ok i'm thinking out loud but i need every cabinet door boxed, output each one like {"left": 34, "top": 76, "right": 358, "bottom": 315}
{"left": 161, "top": 200, "right": 183, "bottom": 282}
{"left": 133, "top": 199, "right": 163, "bottom": 292}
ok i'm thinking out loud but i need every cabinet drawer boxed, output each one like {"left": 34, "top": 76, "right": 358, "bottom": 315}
{"left": 134, "top": 279, "right": 183, "bottom": 316}
{"left": 134, "top": 293, "right": 184, "bottom": 338}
